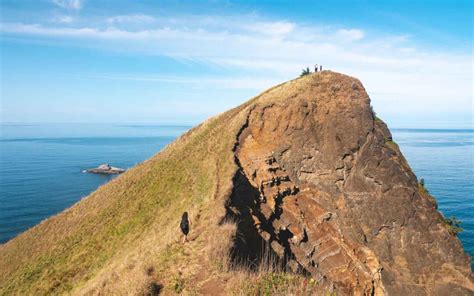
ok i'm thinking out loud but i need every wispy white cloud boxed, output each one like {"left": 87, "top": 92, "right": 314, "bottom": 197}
{"left": 79, "top": 74, "right": 281, "bottom": 90}
{"left": 51, "top": 15, "right": 75, "bottom": 23}
{"left": 336, "top": 28, "right": 365, "bottom": 41}
{"left": 51, "top": 0, "right": 83, "bottom": 10}
{"left": 106, "top": 14, "right": 156, "bottom": 24}
{"left": 0, "top": 15, "right": 471, "bottom": 124}
{"left": 245, "top": 21, "right": 295, "bottom": 37}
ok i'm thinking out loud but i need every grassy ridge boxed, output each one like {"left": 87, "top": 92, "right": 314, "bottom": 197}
{"left": 0, "top": 103, "right": 248, "bottom": 294}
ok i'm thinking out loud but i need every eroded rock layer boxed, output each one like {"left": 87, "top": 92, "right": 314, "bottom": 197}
{"left": 229, "top": 72, "right": 473, "bottom": 295}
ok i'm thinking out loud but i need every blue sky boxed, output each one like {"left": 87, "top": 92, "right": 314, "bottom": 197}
{"left": 0, "top": 0, "right": 472, "bottom": 127}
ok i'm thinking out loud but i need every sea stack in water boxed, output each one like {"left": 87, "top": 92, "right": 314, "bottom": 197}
{"left": 85, "top": 164, "right": 125, "bottom": 174}
{"left": 1, "top": 71, "right": 472, "bottom": 295}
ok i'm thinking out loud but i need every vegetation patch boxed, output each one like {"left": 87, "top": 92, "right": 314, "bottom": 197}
{"left": 245, "top": 272, "right": 296, "bottom": 295}
{"left": 443, "top": 216, "right": 463, "bottom": 236}
{"left": 418, "top": 178, "right": 430, "bottom": 195}
{"left": 384, "top": 136, "right": 399, "bottom": 149}
{"left": 171, "top": 273, "right": 186, "bottom": 294}
{"left": 300, "top": 67, "right": 311, "bottom": 77}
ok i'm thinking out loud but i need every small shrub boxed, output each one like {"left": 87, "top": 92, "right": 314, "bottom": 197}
{"left": 384, "top": 137, "right": 397, "bottom": 147}
{"left": 417, "top": 180, "right": 438, "bottom": 208}
{"left": 147, "top": 282, "right": 162, "bottom": 296}
{"left": 171, "top": 273, "right": 185, "bottom": 294}
{"left": 444, "top": 216, "right": 463, "bottom": 236}
{"left": 419, "top": 178, "right": 425, "bottom": 187}
{"left": 419, "top": 178, "right": 429, "bottom": 194}
{"left": 300, "top": 67, "right": 311, "bottom": 77}
{"left": 384, "top": 138, "right": 399, "bottom": 152}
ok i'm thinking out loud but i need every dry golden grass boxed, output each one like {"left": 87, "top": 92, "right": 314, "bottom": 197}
{"left": 223, "top": 241, "right": 322, "bottom": 296}
{"left": 0, "top": 72, "right": 342, "bottom": 295}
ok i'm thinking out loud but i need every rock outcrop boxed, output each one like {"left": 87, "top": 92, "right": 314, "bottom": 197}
{"left": 226, "top": 72, "right": 473, "bottom": 295}
{"left": 85, "top": 164, "right": 125, "bottom": 174}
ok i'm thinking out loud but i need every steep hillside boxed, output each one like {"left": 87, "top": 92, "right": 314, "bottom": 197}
{"left": 0, "top": 71, "right": 472, "bottom": 295}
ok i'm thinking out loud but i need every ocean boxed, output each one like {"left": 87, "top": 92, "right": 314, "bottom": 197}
{"left": 0, "top": 124, "right": 473, "bottom": 268}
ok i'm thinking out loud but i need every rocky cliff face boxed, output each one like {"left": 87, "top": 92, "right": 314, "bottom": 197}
{"left": 226, "top": 72, "right": 473, "bottom": 295}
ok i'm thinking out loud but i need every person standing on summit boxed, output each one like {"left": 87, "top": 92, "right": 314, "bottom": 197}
{"left": 180, "top": 212, "right": 191, "bottom": 243}
{"left": 314, "top": 64, "right": 319, "bottom": 72}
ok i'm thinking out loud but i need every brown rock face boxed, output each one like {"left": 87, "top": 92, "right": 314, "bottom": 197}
{"left": 227, "top": 72, "right": 473, "bottom": 295}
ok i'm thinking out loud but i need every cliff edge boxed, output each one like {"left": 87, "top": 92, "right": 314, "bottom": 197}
{"left": 229, "top": 72, "right": 473, "bottom": 295}
{"left": 0, "top": 71, "right": 472, "bottom": 295}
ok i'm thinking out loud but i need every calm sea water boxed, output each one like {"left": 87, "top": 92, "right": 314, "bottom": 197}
{"left": 0, "top": 124, "right": 190, "bottom": 243}
{"left": 0, "top": 124, "right": 473, "bottom": 267}
{"left": 391, "top": 128, "right": 474, "bottom": 268}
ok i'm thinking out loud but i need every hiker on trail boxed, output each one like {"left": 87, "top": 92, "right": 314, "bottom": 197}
{"left": 180, "top": 211, "right": 191, "bottom": 243}
{"left": 320, "top": 65, "right": 322, "bottom": 71}
{"left": 314, "top": 64, "right": 319, "bottom": 72}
